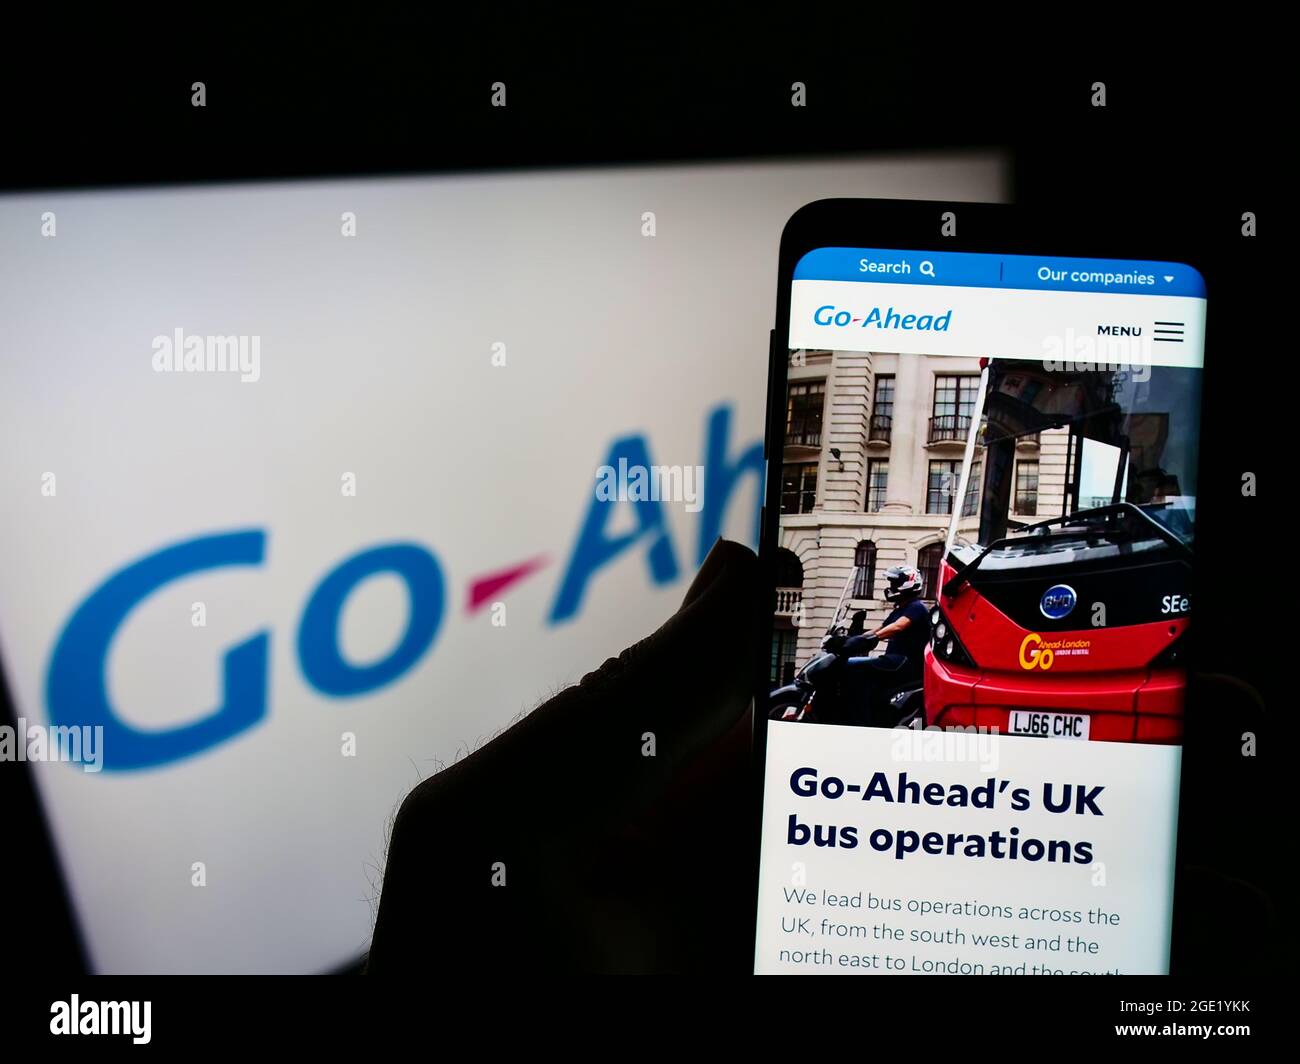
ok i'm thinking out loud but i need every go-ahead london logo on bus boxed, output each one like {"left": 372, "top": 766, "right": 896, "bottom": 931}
{"left": 1018, "top": 632, "right": 1093, "bottom": 671}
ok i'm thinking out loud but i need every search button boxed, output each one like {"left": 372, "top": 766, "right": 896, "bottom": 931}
{"left": 919, "top": 260, "right": 936, "bottom": 278}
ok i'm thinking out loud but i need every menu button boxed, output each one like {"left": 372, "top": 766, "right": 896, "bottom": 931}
{"left": 1153, "top": 321, "right": 1185, "bottom": 343}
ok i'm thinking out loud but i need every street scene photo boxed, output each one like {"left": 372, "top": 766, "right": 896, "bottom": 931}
{"left": 768, "top": 349, "right": 1196, "bottom": 745}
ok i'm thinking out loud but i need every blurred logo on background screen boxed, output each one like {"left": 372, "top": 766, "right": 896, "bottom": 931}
{"left": 44, "top": 405, "right": 762, "bottom": 771}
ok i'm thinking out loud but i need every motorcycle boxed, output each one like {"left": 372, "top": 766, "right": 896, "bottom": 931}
{"left": 768, "top": 569, "right": 925, "bottom": 729}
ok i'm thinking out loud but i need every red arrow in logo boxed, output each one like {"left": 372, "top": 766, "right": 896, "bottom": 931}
{"left": 466, "top": 556, "right": 550, "bottom": 613}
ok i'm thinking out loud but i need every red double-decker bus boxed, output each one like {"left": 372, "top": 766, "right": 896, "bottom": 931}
{"left": 926, "top": 358, "right": 1198, "bottom": 744}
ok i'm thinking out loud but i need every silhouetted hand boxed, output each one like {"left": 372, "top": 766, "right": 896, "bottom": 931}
{"left": 367, "top": 539, "right": 764, "bottom": 974}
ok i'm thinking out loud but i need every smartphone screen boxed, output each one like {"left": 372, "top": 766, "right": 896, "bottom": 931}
{"left": 755, "top": 244, "right": 1205, "bottom": 975}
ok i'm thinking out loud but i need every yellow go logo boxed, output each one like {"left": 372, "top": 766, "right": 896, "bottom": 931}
{"left": 1018, "top": 632, "right": 1054, "bottom": 671}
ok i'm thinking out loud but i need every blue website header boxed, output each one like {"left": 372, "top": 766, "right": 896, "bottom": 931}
{"left": 794, "top": 247, "right": 1206, "bottom": 298}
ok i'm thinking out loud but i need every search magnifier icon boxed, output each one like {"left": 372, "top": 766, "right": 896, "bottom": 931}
{"left": 919, "top": 260, "right": 936, "bottom": 278}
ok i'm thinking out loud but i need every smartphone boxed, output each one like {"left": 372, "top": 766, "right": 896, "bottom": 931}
{"left": 753, "top": 199, "right": 1207, "bottom": 975}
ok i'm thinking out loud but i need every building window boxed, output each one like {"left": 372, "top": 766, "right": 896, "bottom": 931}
{"left": 961, "top": 459, "right": 982, "bottom": 517}
{"left": 775, "top": 548, "right": 803, "bottom": 588}
{"left": 869, "top": 375, "right": 894, "bottom": 442}
{"left": 781, "top": 462, "right": 818, "bottom": 514}
{"left": 786, "top": 380, "right": 826, "bottom": 447}
{"left": 1015, "top": 460, "right": 1039, "bottom": 516}
{"left": 866, "top": 459, "right": 889, "bottom": 512}
{"left": 774, "top": 548, "right": 804, "bottom": 615}
{"left": 930, "top": 375, "right": 978, "bottom": 442}
{"left": 918, "top": 542, "right": 944, "bottom": 601}
{"left": 927, "top": 459, "right": 962, "bottom": 515}
{"left": 771, "top": 627, "right": 799, "bottom": 686}
{"left": 852, "top": 540, "right": 877, "bottom": 599}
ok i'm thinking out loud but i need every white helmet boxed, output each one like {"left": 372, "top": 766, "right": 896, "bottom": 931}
{"left": 883, "top": 564, "right": 924, "bottom": 602}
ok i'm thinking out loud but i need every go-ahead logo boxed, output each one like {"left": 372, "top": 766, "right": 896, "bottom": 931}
{"left": 43, "top": 405, "right": 762, "bottom": 771}
{"left": 813, "top": 305, "right": 953, "bottom": 331}
{"left": 1019, "top": 633, "right": 1055, "bottom": 670}
{"left": 1018, "top": 632, "right": 1092, "bottom": 670}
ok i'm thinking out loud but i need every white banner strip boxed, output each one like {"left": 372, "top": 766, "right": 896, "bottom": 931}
{"left": 789, "top": 280, "right": 1205, "bottom": 370}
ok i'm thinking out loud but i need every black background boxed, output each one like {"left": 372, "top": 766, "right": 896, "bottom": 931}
{"left": 0, "top": 7, "right": 1278, "bottom": 1032}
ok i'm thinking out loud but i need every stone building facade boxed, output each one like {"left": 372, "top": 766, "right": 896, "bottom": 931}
{"left": 771, "top": 349, "right": 1068, "bottom": 685}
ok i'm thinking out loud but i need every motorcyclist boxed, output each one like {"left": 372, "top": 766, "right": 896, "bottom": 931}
{"left": 825, "top": 565, "right": 931, "bottom": 725}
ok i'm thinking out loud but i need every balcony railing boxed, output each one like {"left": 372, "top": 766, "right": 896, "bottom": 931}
{"left": 775, "top": 587, "right": 803, "bottom": 615}
{"left": 868, "top": 413, "right": 892, "bottom": 443}
{"left": 928, "top": 414, "right": 971, "bottom": 444}
{"left": 786, "top": 418, "right": 823, "bottom": 447}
